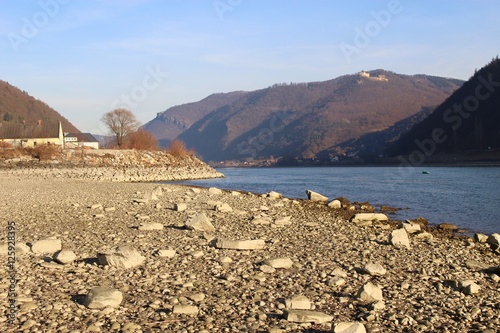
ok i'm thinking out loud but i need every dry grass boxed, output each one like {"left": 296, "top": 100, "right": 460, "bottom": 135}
{"left": 165, "top": 139, "right": 195, "bottom": 158}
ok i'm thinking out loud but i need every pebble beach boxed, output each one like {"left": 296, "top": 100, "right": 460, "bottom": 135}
{"left": 0, "top": 162, "right": 499, "bottom": 332}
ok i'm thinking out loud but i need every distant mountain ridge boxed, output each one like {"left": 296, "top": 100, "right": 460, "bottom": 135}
{"left": 0, "top": 80, "right": 79, "bottom": 134}
{"left": 387, "top": 58, "right": 500, "bottom": 159}
{"left": 145, "top": 70, "right": 462, "bottom": 161}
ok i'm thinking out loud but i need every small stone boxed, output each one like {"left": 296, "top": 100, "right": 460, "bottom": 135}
{"left": 208, "top": 187, "right": 223, "bottom": 195}
{"left": 83, "top": 287, "right": 123, "bottom": 309}
{"left": 363, "top": 262, "right": 386, "bottom": 276}
{"left": 357, "top": 282, "right": 383, "bottom": 302}
{"left": 0, "top": 242, "right": 30, "bottom": 255}
{"left": 156, "top": 249, "right": 176, "bottom": 258}
{"left": 215, "top": 203, "right": 233, "bottom": 213}
{"left": 327, "top": 276, "right": 346, "bottom": 286}
{"left": 461, "top": 281, "right": 480, "bottom": 295}
{"left": 401, "top": 221, "right": 421, "bottom": 234}
{"left": 138, "top": 222, "right": 164, "bottom": 231}
{"left": 328, "top": 200, "right": 342, "bottom": 209}
{"left": 474, "top": 233, "right": 488, "bottom": 243}
{"left": 20, "top": 319, "right": 37, "bottom": 330}
{"left": 334, "top": 322, "right": 367, "bottom": 333}
{"left": 263, "top": 257, "right": 294, "bottom": 269}
{"left": 31, "top": 236, "right": 62, "bottom": 254}
{"left": 175, "top": 203, "right": 187, "bottom": 212}
{"left": 19, "top": 302, "right": 38, "bottom": 311}
{"left": 390, "top": 228, "right": 410, "bottom": 249}
{"left": 274, "top": 216, "right": 292, "bottom": 227}
{"left": 104, "top": 207, "right": 116, "bottom": 212}
{"left": 53, "top": 249, "right": 77, "bottom": 265}
{"left": 187, "top": 293, "right": 205, "bottom": 302}
{"left": 414, "top": 231, "right": 434, "bottom": 242}
{"left": 305, "top": 190, "right": 328, "bottom": 202}
{"left": 260, "top": 264, "right": 276, "bottom": 273}
{"left": 486, "top": 233, "right": 500, "bottom": 252}
{"left": 215, "top": 238, "right": 265, "bottom": 250}
{"left": 267, "top": 191, "right": 282, "bottom": 199}
{"left": 185, "top": 213, "right": 215, "bottom": 233}
{"left": 90, "top": 204, "right": 102, "bottom": 210}
{"left": 352, "top": 213, "right": 388, "bottom": 223}
{"left": 285, "top": 295, "right": 311, "bottom": 310}
{"left": 173, "top": 304, "right": 199, "bottom": 315}
{"left": 438, "top": 223, "right": 458, "bottom": 231}
{"left": 97, "top": 246, "right": 145, "bottom": 269}
{"left": 286, "top": 310, "right": 333, "bottom": 324}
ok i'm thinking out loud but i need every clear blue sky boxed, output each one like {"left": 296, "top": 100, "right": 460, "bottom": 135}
{"left": 1, "top": 0, "right": 499, "bottom": 134}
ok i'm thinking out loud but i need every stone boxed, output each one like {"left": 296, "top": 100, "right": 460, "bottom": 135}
{"left": 172, "top": 304, "right": 199, "bottom": 315}
{"left": 267, "top": 191, "right": 283, "bottom": 199}
{"left": 187, "top": 293, "right": 205, "bottom": 302}
{"left": 327, "top": 276, "right": 346, "bottom": 287}
{"left": 274, "top": 216, "right": 292, "bottom": 227}
{"left": 260, "top": 265, "right": 276, "bottom": 273}
{"left": 208, "top": 187, "right": 223, "bottom": 195}
{"left": 53, "top": 249, "right": 77, "bottom": 265}
{"left": 83, "top": 287, "right": 123, "bottom": 309}
{"left": 215, "top": 238, "right": 265, "bottom": 250}
{"left": 286, "top": 310, "right": 333, "bottom": 324}
{"left": 401, "top": 221, "right": 421, "bottom": 234}
{"left": 31, "top": 236, "right": 62, "bottom": 254}
{"left": 156, "top": 248, "right": 176, "bottom": 258}
{"left": 328, "top": 200, "right": 342, "bottom": 209}
{"left": 334, "top": 322, "right": 367, "bottom": 333}
{"left": 215, "top": 203, "right": 233, "bottom": 213}
{"left": 285, "top": 295, "right": 311, "bottom": 310}
{"left": 363, "top": 262, "right": 386, "bottom": 276}
{"left": 175, "top": 203, "right": 187, "bottom": 212}
{"left": 438, "top": 223, "right": 458, "bottom": 231}
{"left": 97, "top": 246, "right": 145, "bottom": 269}
{"left": 414, "top": 231, "right": 434, "bottom": 242}
{"left": 90, "top": 204, "right": 102, "bottom": 210}
{"left": 19, "top": 302, "right": 38, "bottom": 311}
{"left": 263, "top": 257, "right": 294, "bottom": 269}
{"left": 357, "top": 282, "right": 383, "bottom": 302}
{"left": 332, "top": 268, "right": 348, "bottom": 277}
{"left": 0, "top": 242, "right": 30, "bottom": 255}
{"left": 305, "top": 190, "right": 328, "bottom": 202}
{"left": 461, "top": 280, "right": 481, "bottom": 295}
{"left": 133, "top": 192, "right": 158, "bottom": 204}
{"left": 474, "top": 233, "right": 488, "bottom": 243}
{"left": 390, "top": 228, "right": 410, "bottom": 249}
{"left": 138, "top": 222, "right": 164, "bottom": 231}
{"left": 486, "top": 233, "right": 500, "bottom": 252}
{"left": 185, "top": 213, "right": 215, "bottom": 233}
{"left": 351, "top": 213, "right": 388, "bottom": 223}
{"left": 253, "top": 216, "right": 273, "bottom": 225}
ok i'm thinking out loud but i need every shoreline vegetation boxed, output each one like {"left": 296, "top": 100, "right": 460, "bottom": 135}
{"left": 0, "top": 150, "right": 499, "bottom": 332}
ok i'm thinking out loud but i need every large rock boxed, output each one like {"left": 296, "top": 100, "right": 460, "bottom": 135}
{"left": 215, "top": 238, "right": 265, "bottom": 250}
{"left": 390, "top": 228, "right": 410, "bottom": 249}
{"left": 286, "top": 310, "right": 333, "bottom": 324}
{"left": 31, "top": 236, "right": 62, "bottom": 254}
{"left": 351, "top": 213, "right": 388, "bottom": 223}
{"left": 357, "top": 282, "right": 383, "bottom": 302}
{"left": 263, "top": 257, "right": 294, "bottom": 269}
{"left": 401, "top": 221, "right": 421, "bottom": 234}
{"left": 185, "top": 213, "right": 215, "bottom": 233}
{"left": 97, "top": 246, "right": 145, "bottom": 269}
{"left": 334, "top": 322, "right": 367, "bottom": 333}
{"left": 305, "top": 190, "right": 328, "bottom": 202}
{"left": 83, "top": 287, "right": 123, "bottom": 309}
{"left": 267, "top": 191, "right": 283, "bottom": 199}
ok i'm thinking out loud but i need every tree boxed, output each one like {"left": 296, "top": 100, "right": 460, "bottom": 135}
{"left": 101, "top": 108, "right": 140, "bottom": 148}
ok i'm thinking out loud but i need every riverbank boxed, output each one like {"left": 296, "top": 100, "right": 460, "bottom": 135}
{"left": 0, "top": 149, "right": 224, "bottom": 181}
{"left": 0, "top": 177, "right": 498, "bottom": 332}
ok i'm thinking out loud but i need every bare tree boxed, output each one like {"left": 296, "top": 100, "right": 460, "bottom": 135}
{"left": 101, "top": 108, "right": 140, "bottom": 148}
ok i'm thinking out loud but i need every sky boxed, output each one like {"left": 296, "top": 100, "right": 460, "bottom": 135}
{"left": 1, "top": 0, "right": 499, "bottom": 134}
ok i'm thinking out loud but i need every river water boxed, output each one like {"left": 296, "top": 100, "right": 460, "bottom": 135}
{"left": 171, "top": 166, "right": 500, "bottom": 235}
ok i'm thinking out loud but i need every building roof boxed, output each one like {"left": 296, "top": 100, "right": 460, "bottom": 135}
{"left": 65, "top": 132, "right": 99, "bottom": 143}
{"left": 0, "top": 121, "right": 60, "bottom": 140}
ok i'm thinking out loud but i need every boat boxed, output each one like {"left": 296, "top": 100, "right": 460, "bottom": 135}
{"left": 422, "top": 171, "right": 430, "bottom": 174}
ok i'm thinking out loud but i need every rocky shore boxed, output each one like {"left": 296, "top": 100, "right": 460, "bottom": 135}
{"left": 0, "top": 149, "right": 224, "bottom": 182}
{"left": 0, "top": 177, "right": 499, "bottom": 333}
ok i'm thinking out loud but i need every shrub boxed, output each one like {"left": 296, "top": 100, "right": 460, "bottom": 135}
{"left": 123, "top": 130, "right": 159, "bottom": 150}
{"left": 30, "top": 144, "right": 60, "bottom": 161}
{"left": 165, "top": 139, "right": 195, "bottom": 158}
{"left": 0, "top": 141, "right": 13, "bottom": 149}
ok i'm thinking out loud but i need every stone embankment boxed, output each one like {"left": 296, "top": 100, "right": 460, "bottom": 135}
{"left": 0, "top": 149, "right": 224, "bottom": 181}
{"left": 0, "top": 181, "right": 498, "bottom": 333}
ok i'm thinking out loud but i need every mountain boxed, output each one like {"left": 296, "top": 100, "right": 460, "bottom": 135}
{"left": 0, "top": 80, "right": 79, "bottom": 133}
{"left": 172, "top": 70, "right": 463, "bottom": 161}
{"left": 387, "top": 58, "right": 500, "bottom": 160}
{"left": 142, "top": 91, "right": 248, "bottom": 146}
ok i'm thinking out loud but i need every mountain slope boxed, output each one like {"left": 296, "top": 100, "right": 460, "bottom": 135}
{"left": 387, "top": 58, "right": 500, "bottom": 159}
{"left": 0, "top": 80, "right": 79, "bottom": 133}
{"left": 177, "top": 70, "right": 463, "bottom": 161}
{"left": 142, "top": 91, "right": 248, "bottom": 146}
